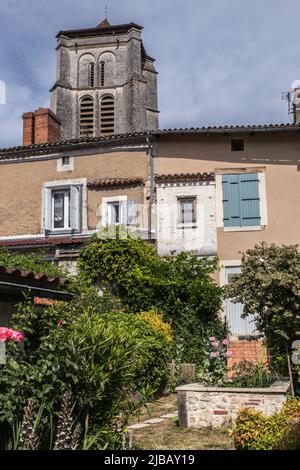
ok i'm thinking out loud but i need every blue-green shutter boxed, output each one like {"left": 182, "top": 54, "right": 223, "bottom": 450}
{"left": 240, "top": 173, "right": 260, "bottom": 226}
{"left": 222, "top": 173, "right": 260, "bottom": 227}
{"left": 222, "top": 174, "right": 241, "bottom": 227}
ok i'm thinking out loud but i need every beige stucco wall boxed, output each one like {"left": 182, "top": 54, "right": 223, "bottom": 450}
{"left": 0, "top": 150, "right": 149, "bottom": 236}
{"left": 155, "top": 133, "right": 300, "bottom": 261}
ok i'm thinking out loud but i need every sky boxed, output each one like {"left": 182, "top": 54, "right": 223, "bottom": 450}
{"left": 0, "top": 0, "right": 300, "bottom": 147}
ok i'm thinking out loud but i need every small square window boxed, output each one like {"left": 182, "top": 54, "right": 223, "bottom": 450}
{"left": 231, "top": 139, "right": 244, "bottom": 152}
{"left": 62, "top": 156, "right": 70, "bottom": 167}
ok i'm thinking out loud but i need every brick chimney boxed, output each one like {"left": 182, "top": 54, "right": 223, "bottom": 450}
{"left": 22, "top": 108, "right": 61, "bottom": 146}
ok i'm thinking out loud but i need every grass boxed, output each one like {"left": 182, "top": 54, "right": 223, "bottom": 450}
{"left": 130, "top": 394, "right": 234, "bottom": 450}
{"left": 132, "top": 421, "right": 233, "bottom": 450}
{"left": 129, "top": 394, "right": 178, "bottom": 424}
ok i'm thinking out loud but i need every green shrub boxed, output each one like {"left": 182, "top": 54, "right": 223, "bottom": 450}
{"left": 0, "top": 247, "right": 68, "bottom": 279}
{"left": 231, "top": 399, "right": 300, "bottom": 450}
{"left": 137, "top": 310, "right": 173, "bottom": 344}
{"left": 78, "top": 235, "right": 225, "bottom": 366}
{"left": 0, "top": 289, "right": 170, "bottom": 449}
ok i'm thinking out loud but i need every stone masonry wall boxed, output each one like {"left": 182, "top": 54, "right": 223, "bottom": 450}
{"left": 177, "top": 381, "right": 290, "bottom": 429}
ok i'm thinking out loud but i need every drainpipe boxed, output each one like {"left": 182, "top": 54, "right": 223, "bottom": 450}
{"left": 146, "top": 135, "right": 155, "bottom": 241}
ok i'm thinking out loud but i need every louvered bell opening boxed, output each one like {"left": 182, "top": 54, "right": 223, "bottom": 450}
{"left": 100, "top": 96, "right": 115, "bottom": 135}
{"left": 80, "top": 98, "right": 94, "bottom": 137}
{"left": 100, "top": 62, "right": 105, "bottom": 87}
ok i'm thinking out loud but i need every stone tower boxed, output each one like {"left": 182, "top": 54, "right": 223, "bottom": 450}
{"left": 50, "top": 19, "right": 159, "bottom": 140}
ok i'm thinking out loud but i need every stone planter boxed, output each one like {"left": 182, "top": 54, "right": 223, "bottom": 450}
{"left": 176, "top": 380, "right": 290, "bottom": 429}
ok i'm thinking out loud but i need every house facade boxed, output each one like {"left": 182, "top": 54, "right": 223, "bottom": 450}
{"left": 1, "top": 18, "right": 300, "bottom": 351}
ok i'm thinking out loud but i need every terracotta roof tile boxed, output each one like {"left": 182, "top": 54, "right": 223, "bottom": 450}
{"left": 87, "top": 177, "right": 145, "bottom": 188}
{"left": 155, "top": 172, "right": 215, "bottom": 183}
{"left": 0, "top": 265, "right": 69, "bottom": 286}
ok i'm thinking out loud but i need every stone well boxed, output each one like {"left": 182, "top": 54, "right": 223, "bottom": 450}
{"left": 176, "top": 381, "right": 290, "bottom": 429}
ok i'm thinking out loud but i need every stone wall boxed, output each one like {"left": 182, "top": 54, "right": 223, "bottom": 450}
{"left": 177, "top": 381, "right": 290, "bottom": 429}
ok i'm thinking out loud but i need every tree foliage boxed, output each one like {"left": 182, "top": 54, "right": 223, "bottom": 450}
{"left": 227, "top": 242, "right": 300, "bottom": 368}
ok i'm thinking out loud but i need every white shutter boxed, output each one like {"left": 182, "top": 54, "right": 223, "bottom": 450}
{"left": 44, "top": 188, "right": 52, "bottom": 232}
{"left": 70, "top": 186, "right": 82, "bottom": 231}
{"left": 128, "top": 200, "right": 138, "bottom": 226}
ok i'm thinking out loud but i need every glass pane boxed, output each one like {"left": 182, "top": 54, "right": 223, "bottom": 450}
{"left": 109, "top": 202, "right": 120, "bottom": 225}
{"left": 180, "top": 200, "right": 193, "bottom": 223}
{"left": 53, "top": 193, "right": 65, "bottom": 228}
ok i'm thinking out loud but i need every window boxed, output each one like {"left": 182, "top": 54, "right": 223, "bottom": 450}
{"left": 107, "top": 201, "right": 122, "bottom": 225}
{"left": 178, "top": 197, "right": 196, "bottom": 225}
{"left": 80, "top": 97, "right": 94, "bottom": 137}
{"left": 103, "top": 197, "right": 138, "bottom": 227}
{"left": 106, "top": 200, "right": 126, "bottom": 226}
{"left": 231, "top": 139, "right": 244, "bottom": 152}
{"left": 44, "top": 185, "right": 82, "bottom": 233}
{"left": 222, "top": 173, "right": 261, "bottom": 228}
{"left": 100, "top": 95, "right": 115, "bottom": 135}
{"left": 89, "top": 63, "right": 95, "bottom": 87}
{"left": 52, "top": 189, "right": 70, "bottom": 230}
{"left": 100, "top": 61, "right": 105, "bottom": 87}
{"left": 62, "top": 156, "right": 70, "bottom": 167}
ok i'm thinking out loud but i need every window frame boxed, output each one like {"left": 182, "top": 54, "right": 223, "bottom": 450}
{"left": 177, "top": 196, "right": 197, "bottom": 227}
{"left": 43, "top": 179, "right": 87, "bottom": 235}
{"left": 51, "top": 188, "right": 71, "bottom": 231}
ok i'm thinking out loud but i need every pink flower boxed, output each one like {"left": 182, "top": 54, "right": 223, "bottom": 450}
{"left": 209, "top": 336, "right": 216, "bottom": 342}
{"left": 210, "top": 351, "right": 219, "bottom": 359}
{"left": 226, "top": 351, "right": 233, "bottom": 358}
{"left": 0, "top": 327, "right": 13, "bottom": 341}
{"left": 0, "top": 327, "right": 24, "bottom": 342}
{"left": 211, "top": 341, "right": 219, "bottom": 349}
{"left": 10, "top": 330, "right": 25, "bottom": 343}
{"left": 222, "top": 339, "right": 230, "bottom": 346}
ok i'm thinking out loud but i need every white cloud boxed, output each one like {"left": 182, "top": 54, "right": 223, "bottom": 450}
{"left": 0, "top": 0, "right": 299, "bottom": 146}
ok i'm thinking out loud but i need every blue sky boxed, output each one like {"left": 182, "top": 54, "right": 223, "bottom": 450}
{"left": 0, "top": 0, "right": 300, "bottom": 147}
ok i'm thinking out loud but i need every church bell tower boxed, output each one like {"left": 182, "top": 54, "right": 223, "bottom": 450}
{"left": 50, "top": 19, "right": 159, "bottom": 140}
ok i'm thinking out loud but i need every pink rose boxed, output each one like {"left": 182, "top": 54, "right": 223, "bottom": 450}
{"left": 210, "top": 351, "right": 219, "bottom": 359}
{"left": 0, "top": 328, "right": 24, "bottom": 342}
{"left": 226, "top": 351, "right": 233, "bottom": 358}
{"left": 222, "top": 339, "right": 230, "bottom": 346}
{"left": 209, "top": 336, "right": 216, "bottom": 342}
{"left": 10, "top": 330, "right": 25, "bottom": 343}
{"left": 211, "top": 341, "right": 219, "bottom": 349}
{"left": 0, "top": 327, "right": 12, "bottom": 341}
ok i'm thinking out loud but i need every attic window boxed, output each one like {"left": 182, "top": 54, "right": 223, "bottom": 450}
{"left": 62, "top": 156, "right": 70, "bottom": 167}
{"left": 231, "top": 139, "right": 244, "bottom": 152}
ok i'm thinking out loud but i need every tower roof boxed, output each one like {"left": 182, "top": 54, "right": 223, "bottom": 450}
{"left": 57, "top": 21, "right": 143, "bottom": 39}
{"left": 97, "top": 19, "right": 112, "bottom": 28}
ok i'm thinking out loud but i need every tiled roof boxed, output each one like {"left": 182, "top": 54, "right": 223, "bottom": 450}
{"left": 0, "top": 265, "right": 69, "bottom": 286}
{"left": 1, "top": 124, "right": 299, "bottom": 159}
{"left": 87, "top": 177, "right": 145, "bottom": 188}
{"left": 155, "top": 172, "right": 215, "bottom": 183}
{"left": 0, "top": 236, "right": 89, "bottom": 248}
{"left": 57, "top": 22, "right": 143, "bottom": 39}
{"left": 0, "top": 132, "right": 148, "bottom": 159}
